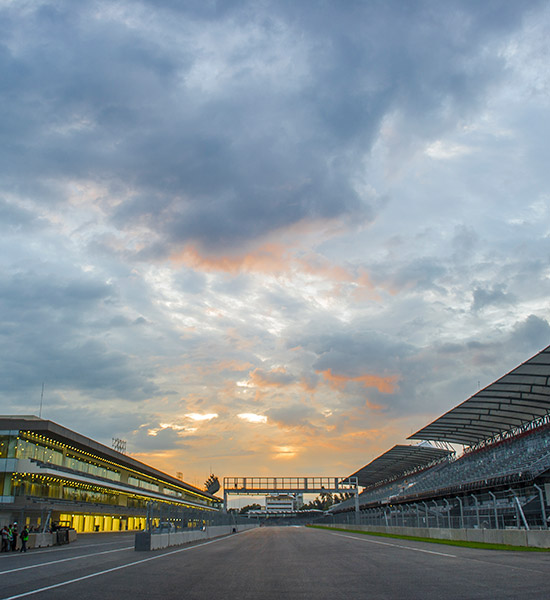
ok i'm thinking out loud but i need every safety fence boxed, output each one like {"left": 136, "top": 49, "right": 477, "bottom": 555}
{"left": 135, "top": 503, "right": 257, "bottom": 550}
{"left": 143, "top": 502, "right": 249, "bottom": 532}
{"left": 327, "top": 485, "right": 548, "bottom": 530}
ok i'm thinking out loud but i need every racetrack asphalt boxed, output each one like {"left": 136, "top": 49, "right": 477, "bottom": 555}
{"left": 0, "top": 526, "right": 547, "bottom": 599}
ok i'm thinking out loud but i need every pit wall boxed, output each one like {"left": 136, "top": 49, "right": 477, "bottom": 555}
{"left": 135, "top": 523, "right": 258, "bottom": 551}
{"left": 316, "top": 524, "right": 550, "bottom": 549}
{"left": 15, "top": 530, "right": 78, "bottom": 549}
{"left": 29, "top": 533, "right": 57, "bottom": 549}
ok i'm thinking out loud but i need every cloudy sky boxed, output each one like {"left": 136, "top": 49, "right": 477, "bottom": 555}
{"left": 1, "top": 0, "right": 549, "bottom": 490}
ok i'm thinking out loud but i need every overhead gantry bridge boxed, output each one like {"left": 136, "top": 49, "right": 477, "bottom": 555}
{"left": 222, "top": 476, "right": 360, "bottom": 513}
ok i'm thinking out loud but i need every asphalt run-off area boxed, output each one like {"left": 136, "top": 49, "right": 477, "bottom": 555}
{"left": 0, "top": 527, "right": 547, "bottom": 599}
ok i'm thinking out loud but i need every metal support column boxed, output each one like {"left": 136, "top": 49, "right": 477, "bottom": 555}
{"left": 488, "top": 491, "right": 499, "bottom": 529}
{"left": 471, "top": 494, "right": 480, "bottom": 529}
{"left": 42, "top": 510, "right": 52, "bottom": 534}
{"left": 509, "top": 489, "right": 529, "bottom": 530}
{"left": 443, "top": 498, "right": 451, "bottom": 529}
{"left": 533, "top": 484, "right": 548, "bottom": 529}
{"left": 456, "top": 496, "right": 464, "bottom": 529}
{"left": 422, "top": 501, "right": 429, "bottom": 528}
{"left": 432, "top": 500, "right": 439, "bottom": 528}
{"left": 146, "top": 501, "right": 151, "bottom": 532}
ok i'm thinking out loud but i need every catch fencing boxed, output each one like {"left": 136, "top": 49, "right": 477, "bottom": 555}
{"left": 325, "top": 484, "right": 548, "bottom": 530}
{"left": 144, "top": 502, "right": 249, "bottom": 532}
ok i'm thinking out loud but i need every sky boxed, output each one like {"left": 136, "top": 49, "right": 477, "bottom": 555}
{"left": 1, "top": 0, "right": 549, "bottom": 492}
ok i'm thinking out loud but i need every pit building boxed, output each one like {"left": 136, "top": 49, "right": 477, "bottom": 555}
{"left": 0, "top": 416, "right": 221, "bottom": 532}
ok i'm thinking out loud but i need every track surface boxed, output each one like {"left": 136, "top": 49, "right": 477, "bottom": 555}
{"left": 0, "top": 527, "right": 547, "bottom": 599}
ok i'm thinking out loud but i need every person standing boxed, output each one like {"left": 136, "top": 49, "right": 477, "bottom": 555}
{"left": 10, "top": 523, "right": 18, "bottom": 551}
{"left": 20, "top": 526, "right": 29, "bottom": 553}
{"left": 1, "top": 526, "right": 9, "bottom": 552}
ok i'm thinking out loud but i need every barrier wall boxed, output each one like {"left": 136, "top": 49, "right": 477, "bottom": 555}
{"left": 26, "top": 529, "right": 78, "bottom": 549}
{"left": 316, "top": 523, "right": 550, "bottom": 548}
{"left": 28, "top": 533, "right": 55, "bottom": 548}
{"left": 135, "top": 523, "right": 258, "bottom": 551}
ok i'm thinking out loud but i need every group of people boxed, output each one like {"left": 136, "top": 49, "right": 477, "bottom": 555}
{"left": 1, "top": 523, "right": 30, "bottom": 553}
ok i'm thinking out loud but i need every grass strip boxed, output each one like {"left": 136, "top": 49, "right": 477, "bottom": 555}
{"left": 307, "top": 525, "right": 550, "bottom": 552}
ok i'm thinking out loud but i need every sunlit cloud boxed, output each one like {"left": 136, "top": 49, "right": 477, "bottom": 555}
{"left": 172, "top": 241, "right": 379, "bottom": 303}
{"left": 145, "top": 422, "right": 196, "bottom": 437}
{"left": 206, "top": 360, "right": 255, "bottom": 374}
{"left": 185, "top": 413, "right": 219, "bottom": 422}
{"left": 172, "top": 243, "right": 290, "bottom": 275}
{"left": 318, "top": 369, "right": 399, "bottom": 396}
{"left": 425, "top": 140, "right": 474, "bottom": 160}
{"left": 236, "top": 379, "right": 255, "bottom": 388}
{"left": 272, "top": 445, "right": 297, "bottom": 459}
{"left": 249, "top": 367, "right": 294, "bottom": 388}
{"left": 238, "top": 413, "right": 268, "bottom": 424}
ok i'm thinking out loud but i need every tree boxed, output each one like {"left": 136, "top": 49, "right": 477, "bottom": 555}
{"left": 299, "top": 492, "right": 354, "bottom": 511}
{"left": 204, "top": 474, "right": 220, "bottom": 494}
{"left": 300, "top": 493, "right": 332, "bottom": 511}
{"left": 333, "top": 492, "right": 354, "bottom": 504}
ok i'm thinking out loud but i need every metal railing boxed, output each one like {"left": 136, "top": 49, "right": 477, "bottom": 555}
{"left": 223, "top": 477, "right": 357, "bottom": 493}
{"left": 144, "top": 502, "right": 247, "bottom": 532}
{"left": 321, "top": 485, "right": 549, "bottom": 531}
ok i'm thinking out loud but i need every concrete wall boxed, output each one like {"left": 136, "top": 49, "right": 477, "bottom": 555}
{"left": 24, "top": 529, "right": 77, "bottom": 549}
{"left": 136, "top": 523, "right": 258, "bottom": 551}
{"left": 28, "top": 533, "right": 56, "bottom": 548}
{"left": 317, "top": 523, "right": 550, "bottom": 548}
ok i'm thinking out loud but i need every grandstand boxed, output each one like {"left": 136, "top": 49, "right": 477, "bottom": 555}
{"left": 332, "top": 345, "right": 550, "bottom": 530}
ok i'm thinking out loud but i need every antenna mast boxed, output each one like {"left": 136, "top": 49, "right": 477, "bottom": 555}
{"left": 39, "top": 382, "right": 44, "bottom": 418}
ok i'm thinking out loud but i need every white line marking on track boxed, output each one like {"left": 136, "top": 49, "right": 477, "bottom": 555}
{"left": 0, "top": 532, "right": 251, "bottom": 600}
{"left": 0, "top": 539, "right": 134, "bottom": 557}
{"left": 329, "top": 532, "right": 457, "bottom": 558}
{"left": 0, "top": 546, "right": 134, "bottom": 575}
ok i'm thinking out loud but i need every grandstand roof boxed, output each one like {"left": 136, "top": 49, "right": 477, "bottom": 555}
{"left": 409, "top": 344, "right": 550, "bottom": 446}
{"left": 349, "top": 444, "right": 453, "bottom": 488}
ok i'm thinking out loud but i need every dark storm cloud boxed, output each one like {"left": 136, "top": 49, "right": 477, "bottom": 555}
{"left": 2, "top": 0, "right": 542, "bottom": 256}
{"left": 374, "top": 257, "right": 448, "bottom": 294}
{"left": 471, "top": 284, "right": 516, "bottom": 311}
{"left": 212, "top": 274, "right": 251, "bottom": 296}
{"left": 251, "top": 367, "right": 295, "bottom": 387}
{"left": 173, "top": 268, "right": 208, "bottom": 295}
{"left": 452, "top": 225, "right": 479, "bottom": 258}
{"left": 131, "top": 425, "right": 191, "bottom": 451}
{"left": 509, "top": 315, "right": 550, "bottom": 353}
{"left": 0, "top": 198, "right": 40, "bottom": 231}
{"left": 291, "top": 321, "right": 414, "bottom": 379}
{"left": 290, "top": 323, "right": 421, "bottom": 416}
{"left": 266, "top": 403, "right": 320, "bottom": 430}
{"left": 108, "top": 315, "right": 148, "bottom": 328}
{"left": 0, "top": 272, "right": 113, "bottom": 311}
{"left": 287, "top": 310, "right": 550, "bottom": 420}
{"left": 254, "top": 286, "right": 310, "bottom": 322}
{"left": 0, "top": 269, "right": 158, "bottom": 400}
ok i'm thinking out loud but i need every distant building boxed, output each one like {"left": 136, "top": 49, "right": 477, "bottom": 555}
{"left": 265, "top": 493, "right": 303, "bottom": 513}
{"left": 0, "top": 416, "right": 221, "bottom": 532}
